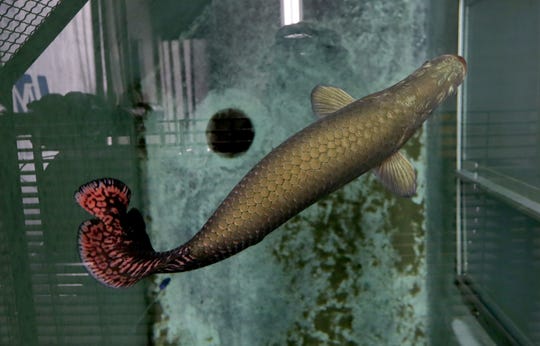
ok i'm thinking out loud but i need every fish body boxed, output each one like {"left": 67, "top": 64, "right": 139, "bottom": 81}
{"left": 75, "top": 54, "right": 466, "bottom": 287}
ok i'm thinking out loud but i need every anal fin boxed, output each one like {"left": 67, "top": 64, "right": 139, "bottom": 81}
{"left": 372, "top": 151, "right": 417, "bottom": 198}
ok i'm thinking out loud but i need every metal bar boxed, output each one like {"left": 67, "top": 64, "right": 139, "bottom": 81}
{"left": 456, "top": 0, "right": 467, "bottom": 275}
{"left": 0, "top": 84, "right": 12, "bottom": 111}
{"left": 0, "top": 117, "right": 38, "bottom": 345}
{"left": 457, "top": 169, "right": 540, "bottom": 222}
{"left": 91, "top": 0, "right": 105, "bottom": 97}
{"left": 456, "top": 275, "right": 531, "bottom": 345}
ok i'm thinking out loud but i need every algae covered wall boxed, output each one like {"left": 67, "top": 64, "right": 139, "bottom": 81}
{"left": 144, "top": 0, "right": 429, "bottom": 344}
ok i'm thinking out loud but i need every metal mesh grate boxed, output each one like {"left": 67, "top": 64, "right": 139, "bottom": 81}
{"left": 0, "top": 0, "right": 61, "bottom": 66}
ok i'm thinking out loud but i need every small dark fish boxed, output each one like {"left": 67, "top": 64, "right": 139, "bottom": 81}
{"left": 75, "top": 55, "right": 467, "bottom": 288}
{"left": 159, "top": 277, "right": 171, "bottom": 290}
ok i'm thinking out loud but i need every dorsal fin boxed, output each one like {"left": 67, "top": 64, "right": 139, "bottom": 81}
{"left": 372, "top": 151, "right": 417, "bottom": 197}
{"left": 311, "top": 85, "right": 355, "bottom": 117}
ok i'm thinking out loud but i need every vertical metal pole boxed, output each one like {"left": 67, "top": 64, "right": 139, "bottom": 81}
{"left": 456, "top": 0, "right": 466, "bottom": 276}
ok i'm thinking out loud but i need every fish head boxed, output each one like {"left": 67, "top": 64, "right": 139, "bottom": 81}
{"left": 389, "top": 54, "right": 467, "bottom": 140}
{"left": 421, "top": 54, "right": 467, "bottom": 89}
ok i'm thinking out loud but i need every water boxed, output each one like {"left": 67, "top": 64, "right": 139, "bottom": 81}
{"left": 144, "top": 1, "right": 427, "bottom": 345}
{"left": 1, "top": 0, "right": 536, "bottom": 345}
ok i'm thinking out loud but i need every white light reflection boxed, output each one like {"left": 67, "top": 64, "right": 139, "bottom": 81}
{"left": 55, "top": 273, "right": 89, "bottom": 277}
{"left": 57, "top": 283, "right": 84, "bottom": 287}
{"left": 281, "top": 0, "right": 303, "bottom": 26}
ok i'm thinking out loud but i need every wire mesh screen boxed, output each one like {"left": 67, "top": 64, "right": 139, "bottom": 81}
{"left": 0, "top": 0, "right": 61, "bottom": 66}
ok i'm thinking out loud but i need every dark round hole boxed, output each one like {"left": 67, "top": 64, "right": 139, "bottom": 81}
{"left": 205, "top": 108, "right": 255, "bottom": 158}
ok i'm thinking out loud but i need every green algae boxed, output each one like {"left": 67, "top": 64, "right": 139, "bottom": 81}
{"left": 388, "top": 197, "right": 425, "bottom": 274}
{"left": 270, "top": 133, "right": 427, "bottom": 345}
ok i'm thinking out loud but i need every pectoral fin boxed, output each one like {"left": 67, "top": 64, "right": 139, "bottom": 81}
{"left": 311, "top": 85, "right": 355, "bottom": 117}
{"left": 372, "top": 151, "right": 417, "bottom": 197}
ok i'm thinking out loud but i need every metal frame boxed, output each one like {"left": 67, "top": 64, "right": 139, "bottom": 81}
{"left": 455, "top": 276, "right": 526, "bottom": 345}
{"left": 456, "top": 0, "right": 467, "bottom": 276}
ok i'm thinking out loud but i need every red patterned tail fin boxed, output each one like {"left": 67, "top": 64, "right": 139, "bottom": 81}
{"left": 75, "top": 179, "right": 161, "bottom": 288}
{"left": 74, "top": 178, "right": 131, "bottom": 221}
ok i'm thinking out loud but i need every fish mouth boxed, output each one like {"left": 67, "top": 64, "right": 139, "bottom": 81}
{"left": 456, "top": 55, "right": 467, "bottom": 73}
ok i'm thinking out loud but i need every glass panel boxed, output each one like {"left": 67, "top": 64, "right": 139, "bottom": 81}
{"left": 458, "top": 0, "right": 540, "bottom": 343}
{"left": 461, "top": 0, "right": 540, "bottom": 212}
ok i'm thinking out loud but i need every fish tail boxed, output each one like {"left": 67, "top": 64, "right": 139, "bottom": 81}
{"left": 75, "top": 179, "right": 161, "bottom": 287}
{"left": 75, "top": 178, "right": 131, "bottom": 222}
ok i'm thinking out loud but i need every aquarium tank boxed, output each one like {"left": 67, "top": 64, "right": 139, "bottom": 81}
{"left": 0, "top": 0, "right": 539, "bottom": 345}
